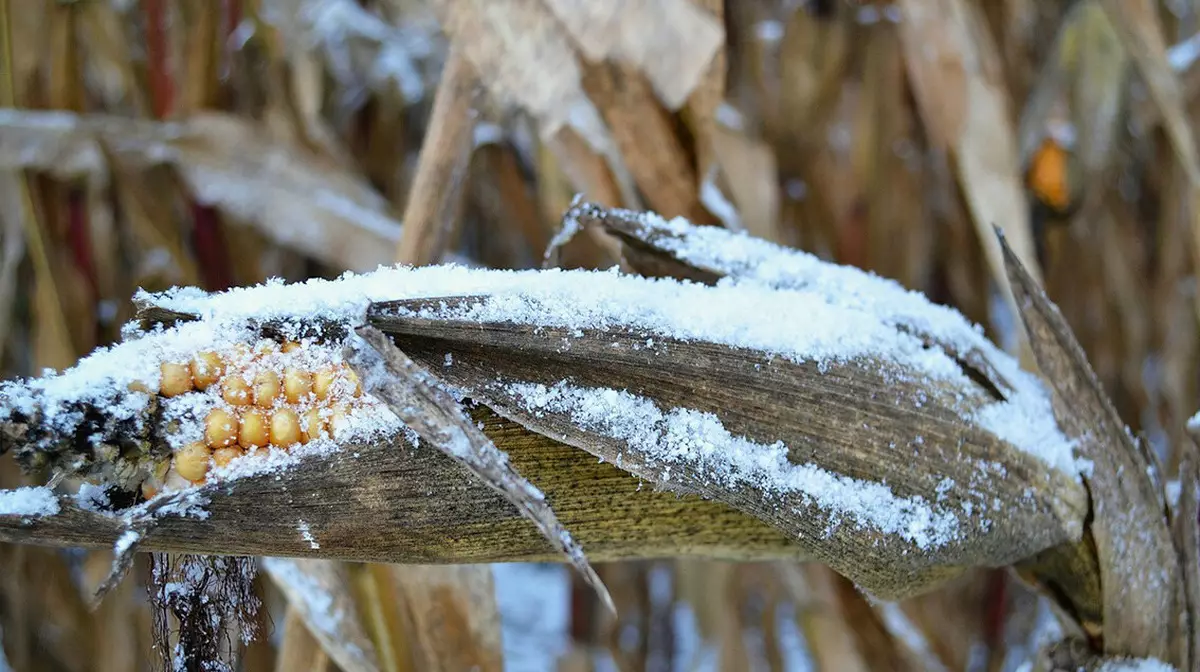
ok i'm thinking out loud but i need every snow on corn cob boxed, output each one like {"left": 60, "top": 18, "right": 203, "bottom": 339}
{"left": 0, "top": 318, "right": 398, "bottom": 503}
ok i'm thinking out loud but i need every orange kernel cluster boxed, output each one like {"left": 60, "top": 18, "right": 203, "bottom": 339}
{"left": 151, "top": 339, "right": 366, "bottom": 490}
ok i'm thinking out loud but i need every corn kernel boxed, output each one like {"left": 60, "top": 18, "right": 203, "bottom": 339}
{"left": 239, "top": 409, "right": 269, "bottom": 449}
{"left": 254, "top": 339, "right": 278, "bottom": 356}
{"left": 1028, "top": 138, "right": 1070, "bottom": 212}
{"left": 160, "top": 362, "right": 194, "bottom": 397}
{"left": 141, "top": 482, "right": 158, "bottom": 500}
{"left": 222, "top": 374, "right": 252, "bottom": 405}
{"left": 313, "top": 367, "right": 336, "bottom": 400}
{"left": 128, "top": 380, "right": 152, "bottom": 394}
{"left": 253, "top": 370, "right": 281, "bottom": 407}
{"left": 205, "top": 409, "right": 238, "bottom": 448}
{"left": 190, "top": 352, "right": 225, "bottom": 391}
{"left": 328, "top": 405, "right": 350, "bottom": 438}
{"left": 212, "top": 446, "right": 244, "bottom": 469}
{"left": 270, "top": 409, "right": 302, "bottom": 447}
{"left": 281, "top": 341, "right": 303, "bottom": 353}
{"left": 175, "top": 441, "right": 212, "bottom": 482}
{"left": 229, "top": 342, "right": 251, "bottom": 361}
{"left": 344, "top": 367, "right": 362, "bottom": 397}
{"left": 283, "top": 367, "right": 314, "bottom": 403}
{"left": 301, "top": 408, "right": 326, "bottom": 442}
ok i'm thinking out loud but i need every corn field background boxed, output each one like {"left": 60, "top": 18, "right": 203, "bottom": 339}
{"left": 1, "top": 0, "right": 1199, "bottom": 670}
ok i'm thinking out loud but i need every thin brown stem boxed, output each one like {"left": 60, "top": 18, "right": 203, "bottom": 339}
{"left": 395, "top": 49, "right": 480, "bottom": 266}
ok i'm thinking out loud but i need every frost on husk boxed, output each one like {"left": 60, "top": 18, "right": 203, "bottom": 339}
{"left": 0, "top": 204, "right": 1087, "bottom": 605}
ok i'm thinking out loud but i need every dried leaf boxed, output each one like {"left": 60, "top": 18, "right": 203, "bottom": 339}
{"left": 998, "top": 230, "right": 1181, "bottom": 661}
{"left": 0, "top": 109, "right": 404, "bottom": 272}
{"left": 896, "top": 0, "right": 1043, "bottom": 294}
{"left": 359, "top": 247, "right": 1088, "bottom": 602}
{"left": 394, "top": 50, "right": 479, "bottom": 266}
{"left": 275, "top": 607, "right": 336, "bottom": 672}
{"left": 387, "top": 565, "right": 504, "bottom": 671}
{"left": 710, "top": 124, "right": 781, "bottom": 243}
{"left": 540, "top": 0, "right": 722, "bottom": 110}
{"left": 0, "top": 410, "right": 802, "bottom": 563}
{"left": 431, "top": 0, "right": 589, "bottom": 143}
{"left": 264, "top": 557, "right": 382, "bottom": 672}
{"left": 580, "top": 61, "right": 706, "bottom": 221}
{"left": 344, "top": 325, "right": 613, "bottom": 613}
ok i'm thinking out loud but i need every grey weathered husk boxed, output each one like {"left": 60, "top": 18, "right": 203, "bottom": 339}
{"left": 343, "top": 326, "right": 614, "bottom": 613}
{"left": 997, "top": 230, "right": 1185, "bottom": 663}
{"left": 0, "top": 406, "right": 808, "bottom": 563}
{"left": 367, "top": 297, "right": 1088, "bottom": 601}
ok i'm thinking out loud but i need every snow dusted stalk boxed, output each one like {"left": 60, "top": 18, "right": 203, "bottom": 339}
{"left": 344, "top": 325, "right": 614, "bottom": 614}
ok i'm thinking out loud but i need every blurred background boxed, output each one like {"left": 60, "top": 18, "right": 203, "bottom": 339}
{"left": 0, "top": 0, "right": 1197, "bottom": 670}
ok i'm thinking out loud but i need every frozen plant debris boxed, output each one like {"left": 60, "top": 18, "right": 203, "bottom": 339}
{"left": 0, "top": 202, "right": 1089, "bottom": 604}
{"left": 297, "top": 519, "right": 320, "bottom": 549}
{"left": 506, "top": 379, "right": 960, "bottom": 549}
{"left": 0, "top": 486, "right": 61, "bottom": 517}
{"left": 563, "top": 201, "right": 1084, "bottom": 477}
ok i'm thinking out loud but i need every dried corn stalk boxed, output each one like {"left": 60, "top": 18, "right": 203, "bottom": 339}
{"left": 0, "top": 109, "right": 404, "bottom": 272}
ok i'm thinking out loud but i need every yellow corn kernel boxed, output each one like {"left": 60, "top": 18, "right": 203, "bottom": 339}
{"left": 283, "top": 367, "right": 314, "bottom": 403}
{"left": 222, "top": 374, "right": 252, "bottom": 405}
{"left": 254, "top": 339, "right": 278, "bottom": 356}
{"left": 253, "top": 370, "right": 281, "bottom": 407}
{"left": 313, "top": 367, "right": 336, "bottom": 400}
{"left": 281, "top": 341, "right": 303, "bottom": 353}
{"left": 301, "top": 408, "right": 326, "bottom": 442}
{"left": 270, "top": 408, "right": 302, "bottom": 447}
{"left": 174, "top": 441, "right": 212, "bottom": 482}
{"left": 228, "top": 342, "right": 251, "bottom": 362}
{"left": 212, "top": 446, "right": 244, "bottom": 469}
{"left": 239, "top": 409, "right": 269, "bottom": 449}
{"left": 328, "top": 405, "right": 350, "bottom": 438}
{"left": 205, "top": 408, "right": 239, "bottom": 448}
{"left": 141, "top": 482, "right": 158, "bottom": 500}
{"left": 160, "top": 362, "right": 194, "bottom": 397}
{"left": 343, "top": 367, "right": 362, "bottom": 397}
{"left": 190, "top": 352, "right": 225, "bottom": 391}
{"left": 127, "top": 380, "right": 152, "bottom": 394}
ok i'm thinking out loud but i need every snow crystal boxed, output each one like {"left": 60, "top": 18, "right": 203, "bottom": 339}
{"left": 297, "top": 520, "right": 320, "bottom": 549}
{"left": 75, "top": 482, "right": 111, "bottom": 511}
{"left": 114, "top": 529, "right": 140, "bottom": 555}
{"left": 506, "top": 379, "right": 961, "bottom": 550}
{"left": 147, "top": 490, "right": 211, "bottom": 520}
{"left": 583, "top": 208, "right": 1082, "bottom": 476}
{"left": 0, "top": 486, "right": 60, "bottom": 517}
{"left": 1096, "top": 658, "right": 1178, "bottom": 672}
{"left": 1167, "top": 479, "right": 1182, "bottom": 509}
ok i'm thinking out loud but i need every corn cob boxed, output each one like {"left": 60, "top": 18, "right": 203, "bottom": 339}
{"left": 0, "top": 327, "right": 383, "bottom": 502}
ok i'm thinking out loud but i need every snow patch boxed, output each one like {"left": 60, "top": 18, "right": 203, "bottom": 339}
{"left": 114, "top": 529, "right": 141, "bottom": 555}
{"left": 588, "top": 208, "right": 1083, "bottom": 477}
{"left": 1096, "top": 657, "right": 1178, "bottom": 672}
{"left": 507, "top": 379, "right": 961, "bottom": 550}
{"left": 0, "top": 486, "right": 60, "bottom": 517}
{"left": 297, "top": 520, "right": 320, "bottom": 549}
